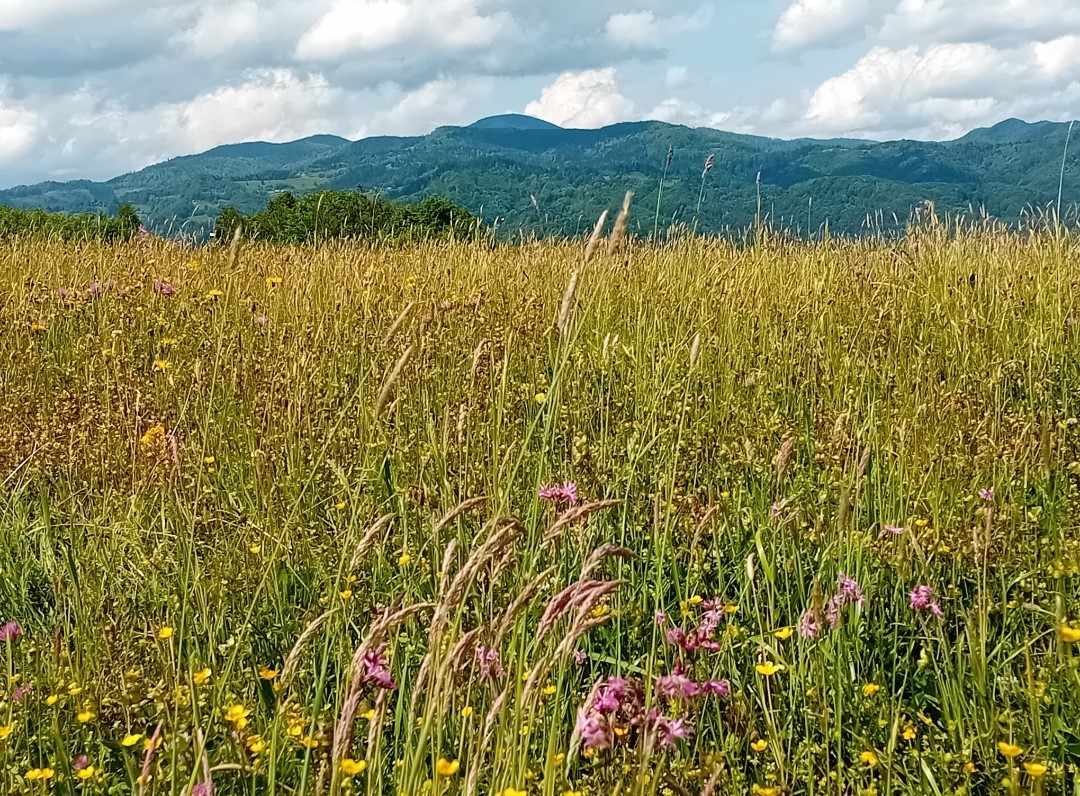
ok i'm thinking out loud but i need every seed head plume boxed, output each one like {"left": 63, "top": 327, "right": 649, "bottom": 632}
{"left": 543, "top": 499, "right": 622, "bottom": 545}
{"left": 349, "top": 513, "right": 395, "bottom": 571}
{"left": 375, "top": 344, "right": 414, "bottom": 419}
{"left": 606, "top": 191, "right": 634, "bottom": 256}
{"left": 382, "top": 301, "right": 415, "bottom": 346}
{"left": 584, "top": 210, "right": 609, "bottom": 263}
{"left": 557, "top": 269, "right": 580, "bottom": 333}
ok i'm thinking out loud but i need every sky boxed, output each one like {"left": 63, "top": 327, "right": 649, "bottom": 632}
{"left": 1, "top": 0, "right": 1078, "bottom": 187}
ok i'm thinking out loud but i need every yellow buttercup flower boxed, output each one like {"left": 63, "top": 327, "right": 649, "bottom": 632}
{"left": 1023, "top": 762, "right": 1047, "bottom": 778}
{"left": 258, "top": 666, "right": 278, "bottom": 680}
{"left": 122, "top": 733, "right": 143, "bottom": 747}
{"left": 77, "top": 710, "right": 95, "bottom": 723}
{"left": 860, "top": 751, "right": 879, "bottom": 766}
{"left": 498, "top": 789, "right": 526, "bottom": 796}
{"left": 76, "top": 766, "right": 96, "bottom": 780}
{"left": 46, "top": 694, "right": 60, "bottom": 706}
{"left": 157, "top": 626, "right": 174, "bottom": 639}
{"left": 247, "top": 736, "right": 267, "bottom": 754}
{"left": 0, "top": 725, "right": 12, "bottom": 739}
{"left": 206, "top": 289, "right": 224, "bottom": 300}
{"left": 998, "top": 741, "right": 1023, "bottom": 758}
{"left": 862, "top": 683, "right": 881, "bottom": 697}
{"left": 461, "top": 706, "right": 473, "bottom": 718}
{"left": 542, "top": 684, "right": 557, "bottom": 696}
{"left": 341, "top": 759, "right": 367, "bottom": 776}
{"left": 398, "top": 553, "right": 412, "bottom": 567}
{"left": 1060, "top": 623, "right": 1080, "bottom": 643}
{"left": 339, "top": 589, "right": 353, "bottom": 600}
{"left": 361, "top": 709, "right": 377, "bottom": 720}
{"left": 751, "top": 786, "right": 778, "bottom": 796}
{"left": 436, "top": 758, "right": 460, "bottom": 777}
{"left": 534, "top": 392, "right": 547, "bottom": 403}
{"left": 193, "top": 668, "right": 212, "bottom": 685}
{"left": 755, "top": 660, "right": 783, "bottom": 676}
{"left": 902, "top": 726, "right": 917, "bottom": 741}
{"left": 773, "top": 627, "right": 794, "bottom": 640}
{"left": 751, "top": 739, "right": 768, "bottom": 752}
{"left": 225, "top": 704, "right": 250, "bottom": 729}
{"left": 154, "top": 359, "right": 172, "bottom": 372}
{"left": 963, "top": 761, "right": 977, "bottom": 774}
{"left": 26, "top": 768, "right": 55, "bottom": 781}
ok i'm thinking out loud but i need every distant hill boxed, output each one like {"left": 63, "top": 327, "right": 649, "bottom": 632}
{"left": 1, "top": 115, "right": 1077, "bottom": 238}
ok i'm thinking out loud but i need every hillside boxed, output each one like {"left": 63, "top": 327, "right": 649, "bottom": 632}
{"left": 1, "top": 116, "right": 1076, "bottom": 237}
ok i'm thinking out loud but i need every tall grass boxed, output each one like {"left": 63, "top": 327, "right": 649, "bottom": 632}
{"left": 1, "top": 223, "right": 1080, "bottom": 796}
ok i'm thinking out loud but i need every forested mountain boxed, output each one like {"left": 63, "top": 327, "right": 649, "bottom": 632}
{"left": 1, "top": 116, "right": 1076, "bottom": 238}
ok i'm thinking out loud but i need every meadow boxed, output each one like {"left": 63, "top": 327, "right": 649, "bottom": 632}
{"left": 2, "top": 222, "right": 1080, "bottom": 796}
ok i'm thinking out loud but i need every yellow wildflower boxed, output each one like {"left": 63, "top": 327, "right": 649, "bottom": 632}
{"left": 141, "top": 425, "right": 166, "bottom": 446}
{"left": 436, "top": 758, "right": 460, "bottom": 777}
{"left": 46, "top": 694, "right": 60, "bottom": 706}
{"left": 751, "top": 739, "right": 768, "bottom": 752}
{"left": 249, "top": 544, "right": 261, "bottom": 554}
{"left": 224, "top": 705, "right": 250, "bottom": 729}
{"left": 361, "top": 709, "right": 377, "bottom": 721}
{"left": 193, "top": 668, "right": 212, "bottom": 685}
{"left": 122, "top": 733, "right": 143, "bottom": 747}
{"left": 542, "top": 684, "right": 557, "bottom": 696}
{"left": 1023, "top": 762, "right": 1047, "bottom": 778}
{"left": 266, "top": 276, "right": 283, "bottom": 287}
{"left": 298, "top": 736, "right": 319, "bottom": 749}
{"left": 1060, "top": 623, "right": 1080, "bottom": 643}
{"left": 998, "top": 742, "right": 1023, "bottom": 758}
{"left": 335, "top": 501, "right": 346, "bottom": 510}
{"left": 154, "top": 359, "right": 172, "bottom": 372}
{"left": 755, "top": 660, "right": 782, "bottom": 676}
{"left": 461, "top": 706, "right": 473, "bottom": 718}
{"left": 860, "top": 751, "right": 879, "bottom": 766}
{"left": 862, "top": 683, "right": 881, "bottom": 697}
{"left": 157, "top": 626, "right": 174, "bottom": 639}
{"left": 67, "top": 683, "right": 82, "bottom": 695}
{"left": 0, "top": 725, "right": 12, "bottom": 739}
{"left": 963, "top": 761, "right": 977, "bottom": 774}
{"left": 902, "top": 726, "right": 916, "bottom": 741}
{"left": 774, "top": 627, "right": 794, "bottom": 640}
{"left": 534, "top": 392, "right": 547, "bottom": 403}
{"left": 688, "top": 595, "right": 703, "bottom": 605}
{"left": 499, "top": 789, "right": 526, "bottom": 796}
{"left": 77, "top": 710, "right": 95, "bottom": 723}
{"left": 247, "top": 736, "right": 267, "bottom": 754}
{"left": 26, "top": 768, "right": 55, "bottom": 781}
{"left": 751, "top": 786, "right": 778, "bottom": 796}
{"left": 340, "top": 589, "right": 353, "bottom": 600}
{"left": 206, "top": 289, "right": 224, "bottom": 300}
{"left": 398, "top": 553, "right": 412, "bottom": 566}
{"left": 341, "top": 759, "right": 367, "bottom": 776}
{"left": 76, "top": 766, "right": 96, "bottom": 780}
{"left": 258, "top": 666, "right": 278, "bottom": 680}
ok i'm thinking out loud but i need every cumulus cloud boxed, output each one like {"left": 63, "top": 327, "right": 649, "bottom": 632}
{"left": 368, "top": 77, "right": 494, "bottom": 135}
{"left": 0, "top": 0, "right": 125, "bottom": 33}
{"left": 0, "top": 95, "right": 38, "bottom": 162}
{"left": 175, "top": 1, "right": 263, "bottom": 59}
{"left": 605, "top": 6, "right": 712, "bottom": 48}
{"left": 525, "top": 68, "right": 634, "bottom": 128}
{"left": 772, "top": 0, "right": 879, "bottom": 52}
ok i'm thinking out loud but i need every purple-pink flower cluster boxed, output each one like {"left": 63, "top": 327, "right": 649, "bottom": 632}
{"left": 661, "top": 599, "right": 726, "bottom": 653}
{"left": 360, "top": 647, "right": 397, "bottom": 690}
{"left": 475, "top": 645, "right": 506, "bottom": 679}
{"left": 539, "top": 482, "right": 580, "bottom": 506}
{"left": 0, "top": 620, "right": 21, "bottom": 642}
{"left": 153, "top": 279, "right": 175, "bottom": 297}
{"left": 799, "top": 574, "right": 865, "bottom": 639}
{"left": 909, "top": 585, "right": 944, "bottom": 618}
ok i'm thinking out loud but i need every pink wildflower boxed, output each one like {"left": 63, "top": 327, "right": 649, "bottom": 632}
{"left": 539, "top": 482, "right": 580, "bottom": 506}
{"left": 0, "top": 621, "right": 20, "bottom": 642}
{"left": 798, "top": 608, "right": 820, "bottom": 639}
{"left": 87, "top": 280, "right": 103, "bottom": 296}
{"left": 475, "top": 645, "right": 505, "bottom": 679}
{"left": 909, "top": 585, "right": 943, "bottom": 618}
{"left": 700, "top": 679, "right": 731, "bottom": 697}
{"left": 652, "top": 715, "right": 693, "bottom": 749}
{"left": 361, "top": 648, "right": 397, "bottom": 690}
{"left": 979, "top": 487, "right": 995, "bottom": 502}
{"left": 882, "top": 524, "right": 904, "bottom": 536}
{"left": 153, "top": 279, "right": 175, "bottom": 297}
{"left": 655, "top": 661, "right": 699, "bottom": 699}
{"left": 576, "top": 708, "right": 612, "bottom": 751}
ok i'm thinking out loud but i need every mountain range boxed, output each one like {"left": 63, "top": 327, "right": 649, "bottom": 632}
{"left": 0, "top": 114, "right": 1076, "bottom": 238}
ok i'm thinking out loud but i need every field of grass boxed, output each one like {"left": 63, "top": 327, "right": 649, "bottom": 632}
{"left": 2, "top": 225, "right": 1080, "bottom": 796}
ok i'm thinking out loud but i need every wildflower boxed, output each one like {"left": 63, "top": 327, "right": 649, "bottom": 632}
{"left": 862, "top": 683, "right": 881, "bottom": 697}
{"left": 340, "top": 589, "right": 353, "bottom": 600}
{"left": 963, "top": 761, "right": 977, "bottom": 774}
{"left": 436, "top": 758, "right": 460, "bottom": 777}
{"left": 58, "top": 287, "right": 71, "bottom": 301}
{"left": 902, "top": 726, "right": 916, "bottom": 741}
{"left": 258, "top": 666, "right": 278, "bottom": 680}
{"left": 575, "top": 709, "right": 612, "bottom": 751}
{"left": 700, "top": 679, "right": 731, "bottom": 697}
{"left": 882, "top": 524, "right": 904, "bottom": 535}
{"left": 341, "top": 759, "right": 368, "bottom": 776}
{"left": 461, "top": 706, "right": 473, "bottom": 718}
{"left": 653, "top": 716, "right": 693, "bottom": 749}
{"left": 266, "top": 276, "right": 283, "bottom": 287}
{"left": 979, "top": 487, "right": 995, "bottom": 502}
{"left": 0, "top": 725, "right": 12, "bottom": 739}
{"left": 476, "top": 645, "right": 506, "bottom": 679}
{"left": 1023, "top": 762, "right": 1047, "bottom": 777}
{"left": 76, "top": 765, "right": 96, "bottom": 780}
{"left": 141, "top": 425, "right": 166, "bottom": 446}
{"left": 153, "top": 279, "right": 175, "bottom": 297}
{"left": 397, "top": 553, "right": 412, "bottom": 567}
{"left": 751, "top": 739, "right": 768, "bottom": 752}
{"left": 755, "top": 660, "right": 782, "bottom": 677}
{"left": 998, "top": 741, "right": 1023, "bottom": 758}
{"left": 157, "top": 626, "right": 174, "bottom": 639}
{"left": 0, "top": 621, "right": 21, "bottom": 642}
{"left": 1060, "top": 623, "right": 1080, "bottom": 643}
{"left": 162, "top": 337, "right": 178, "bottom": 347}
{"left": 154, "top": 359, "right": 172, "bottom": 372}
{"left": 655, "top": 661, "right": 699, "bottom": 699}
{"left": 298, "top": 736, "right": 319, "bottom": 749}
{"left": 909, "top": 585, "right": 944, "bottom": 617}
{"left": 143, "top": 735, "right": 163, "bottom": 752}
{"left": 87, "top": 280, "right": 103, "bottom": 296}
{"left": 860, "top": 751, "right": 879, "bottom": 766}
{"left": 573, "top": 648, "right": 587, "bottom": 665}
{"left": 249, "top": 544, "right": 261, "bottom": 554}
{"left": 77, "top": 710, "right": 95, "bottom": 723}
{"left": 774, "top": 626, "right": 794, "bottom": 640}
{"left": 543, "top": 684, "right": 557, "bottom": 696}
{"left": 335, "top": 501, "right": 346, "bottom": 510}
{"left": 498, "top": 790, "right": 526, "bottom": 796}
{"left": 361, "top": 648, "right": 397, "bottom": 690}
{"left": 193, "top": 668, "right": 212, "bottom": 685}
{"left": 915, "top": 518, "right": 930, "bottom": 528}
{"left": 206, "top": 289, "right": 224, "bottom": 300}
{"left": 122, "top": 733, "right": 143, "bottom": 747}
{"left": 192, "top": 784, "right": 214, "bottom": 796}
{"left": 253, "top": 315, "right": 268, "bottom": 327}
{"left": 798, "top": 608, "right": 820, "bottom": 639}
{"left": 224, "top": 704, "right": 250, "bottom": 729}
{"left": 67, "top": 683, "right": 82, "bottom": 695}
{"left": 26, "top": 768, "right": 55, "bottom": 780}
{"left": 539, "top": 482, "right": 580, "bottom": 506}
{"left": 534, "top": 392, "right": 547, "bottom": 403}
{"left": 46, "top": 694, "right": 60, "bottom": 706}
{"left": 751, "top": 787, "right": 778, "bottom": 796}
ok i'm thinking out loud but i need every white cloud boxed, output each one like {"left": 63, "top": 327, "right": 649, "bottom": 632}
{"left": 524, "top": 68, "right": 634, "bottom": 128}
{"left": 665, "top": 66, "right": 690, "bottom": 90}
{"left": 772, "top": 0, "right": 878, "bottom": 52}
{"left": 369, "top": 77, "right": 494, "bottom": 135}
{"left": 176, "top": 1, "right": 263, "bottom": 58}
{"left": 295, "top": 0, "right": 510, "bottom": 59}
{"left": 880, "top": 0, "right": 1080, "bottom": 47}
{"left": 0, "top": 99, "right": 39, "bottom": 162}
{"left": 802, "top": 39, "right": 1080, "bottom": 138}
{"left": 605, "top": 6, "right": 713, "bottom": 48}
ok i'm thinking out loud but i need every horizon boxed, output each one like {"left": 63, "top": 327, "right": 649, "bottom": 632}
{"left": 1, "top": 0, "right": 1079, "bottom": 188}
